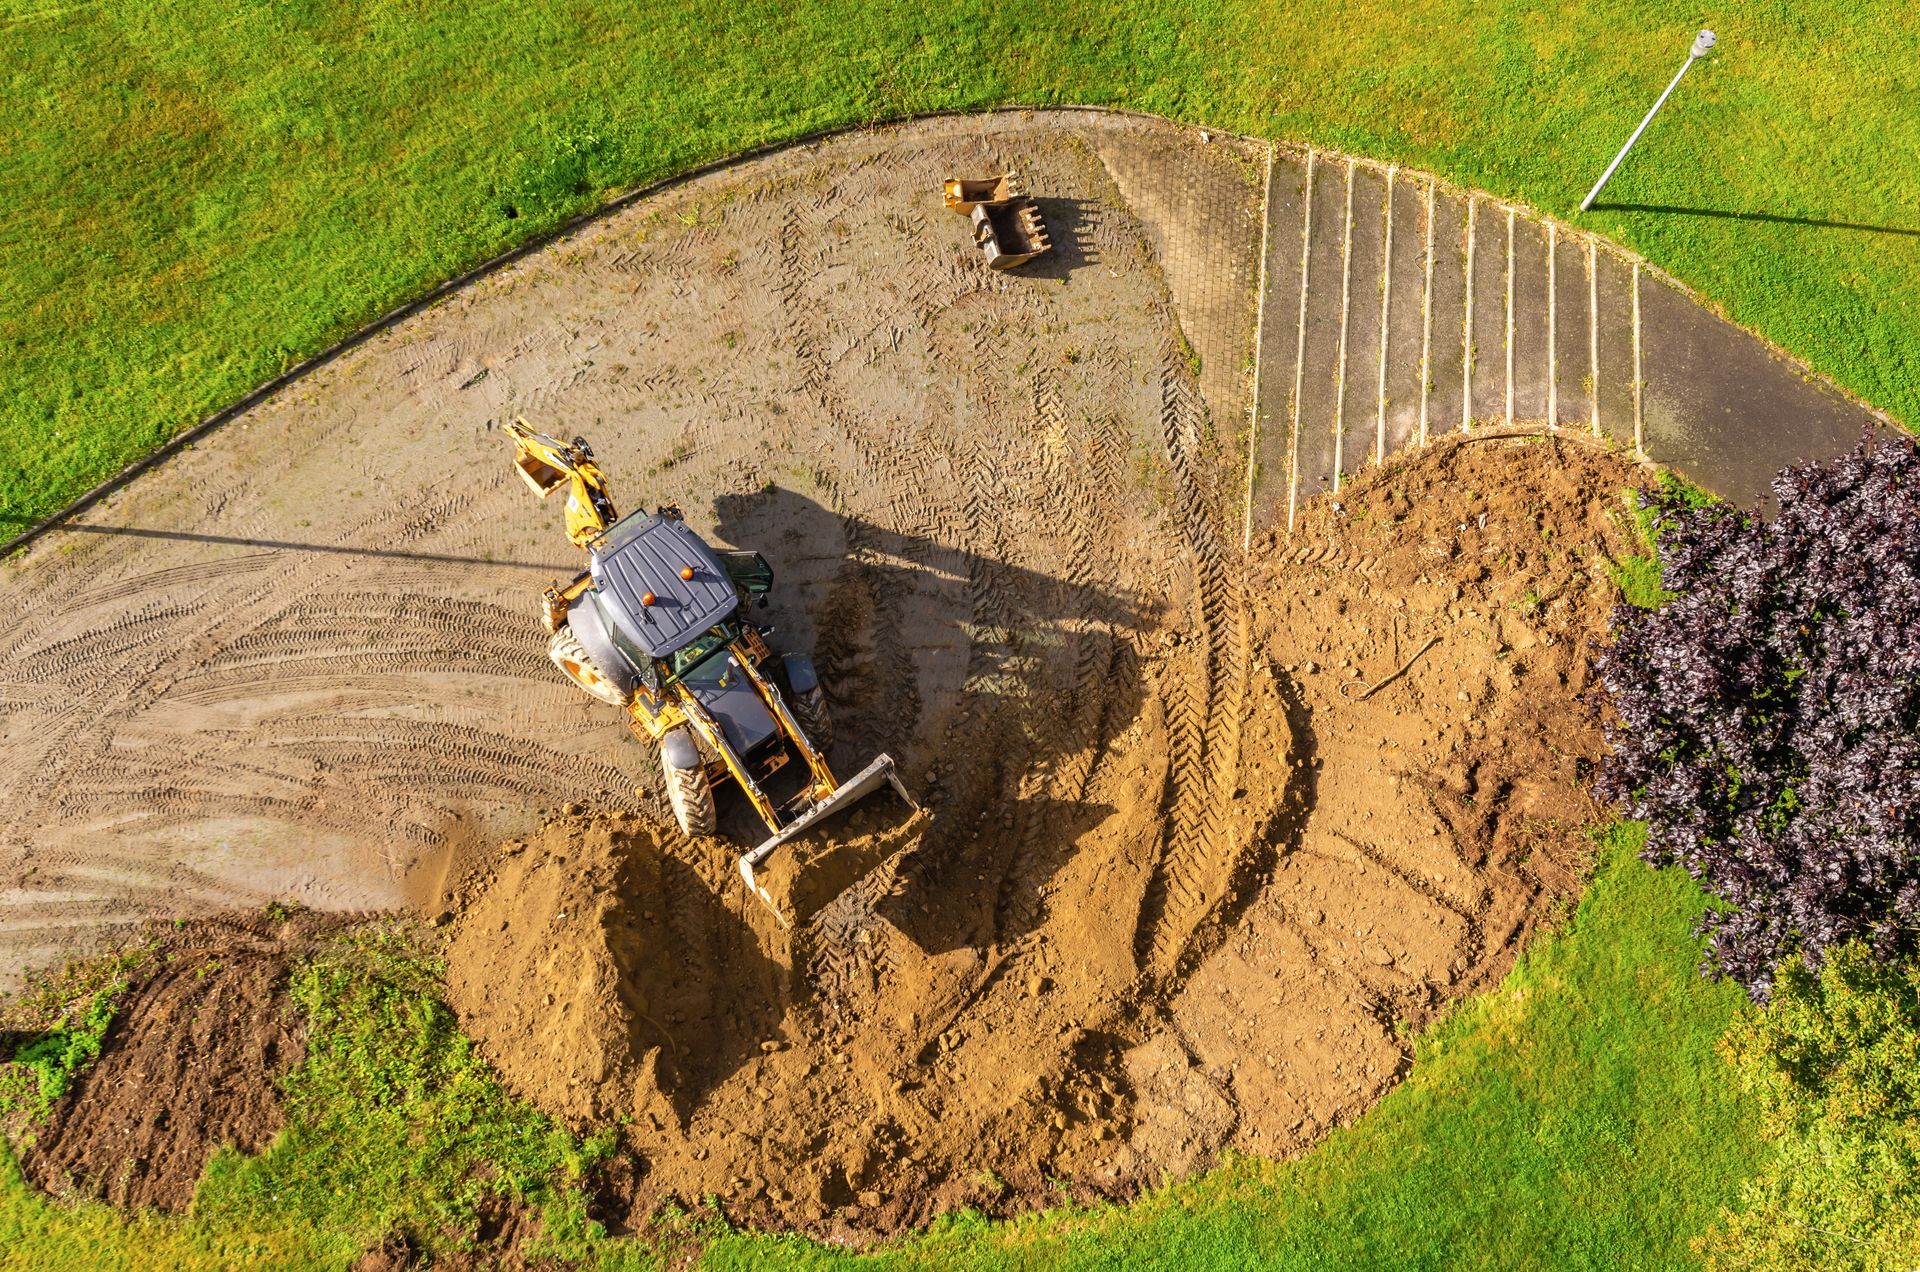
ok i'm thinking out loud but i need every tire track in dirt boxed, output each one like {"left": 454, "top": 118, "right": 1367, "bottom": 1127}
{"left": 1135, "top": 351, "right": 1254, "bottom": 979}
{"left": 0, "top": 115, "right": 1269, "bottom": 1015}
{"left": 4, "top": 116, "right": 1650, "bottom": 1243}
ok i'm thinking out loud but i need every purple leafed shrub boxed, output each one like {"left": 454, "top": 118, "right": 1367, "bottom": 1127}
{"left": 1599, "top": 432, "right": 1920, "bottom": 999}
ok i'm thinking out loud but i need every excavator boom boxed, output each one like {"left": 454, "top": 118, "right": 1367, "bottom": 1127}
{"left": 503, "top": 418, "right": 618, "bottom": 547}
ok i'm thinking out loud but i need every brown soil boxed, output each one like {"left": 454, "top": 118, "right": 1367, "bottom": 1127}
{"left": 0, "top": 110, "right": 1265, "bottom": 994}
{"left": 12, "top": 910, "right": 340, "bottom": 1211}
{"left": 442, "top": 434, "right": 1646, "bottom": 1237}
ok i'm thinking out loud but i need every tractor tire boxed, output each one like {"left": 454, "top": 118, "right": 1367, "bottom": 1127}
{"left": 547, "top": 626, "right": 628, "bottom": 707}
{"left": 790, "top": 683, "right": 833, "bottom": 753}
{"left": 660, "top": 741, "right": 717, "bottom": 838}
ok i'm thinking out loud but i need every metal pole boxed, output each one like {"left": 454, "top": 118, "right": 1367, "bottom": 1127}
{"left": 1580, "top": 30, "right": 1716, "bottom": 212}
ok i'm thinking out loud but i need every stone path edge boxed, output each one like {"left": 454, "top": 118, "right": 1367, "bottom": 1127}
{"left": 6, "top": 105, "right": 1897, "bottom": 559}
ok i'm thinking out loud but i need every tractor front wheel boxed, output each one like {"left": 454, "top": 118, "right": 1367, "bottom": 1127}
{"left": 790, "top": 684, "right": 833, "bottom": 753}
{"left": 547, "top": 626, "right": 628, "bottom": 707}
{"left": 660, "top": 738, "right": 717, "bottom": 838}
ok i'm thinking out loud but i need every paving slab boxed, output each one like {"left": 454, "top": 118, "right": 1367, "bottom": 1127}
{"left": 1593, "top": 249, "right": 1639, "bottom": 451}
{"left": 1425, "top": 190, "right": 1469, "bottom": 439}
{"left": 1339, "top": 164, "right": 1389, "bottom": 478}
{"left": 1291, "top": 155, "right": 1349, "bottom": 506}
{"left": 1552, "top": 232, "right": 1597, "bottom": 431}
{"left": 1640, "top": 274, "right": 1876, "bottom": 507}
{"left": 1248, "top": 149, "right": 1308, "bottom": 530}
{"left": 1511, "top": 216, "right": 1552, "bottom": 422}
{"left": 1468, "top": 199, "right": 1508, "bottom": 426}
{"left": 1089, "top": 124, "right": 1265, "bottom": 440}
{"left": 1382, "top": 174, "right": 1428, "bottom": 456}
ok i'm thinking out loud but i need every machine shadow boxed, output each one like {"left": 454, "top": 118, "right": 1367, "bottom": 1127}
{"left": 607, "top": 844, "right": 790, "bottom": 1123}
{"left": 708, "top": 484, "right": 1158, "bottom": 965}
{"left": 12, "top": 517, "right": 574, "bottom": 571}
{"left": 1016, "top": 197, "right": 1100, "bottom": 280}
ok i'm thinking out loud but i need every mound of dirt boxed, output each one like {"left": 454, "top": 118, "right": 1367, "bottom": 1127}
{"left": 442, "top": 435, "right": 1646, "bottom": 1237}
{"left": 11, "top": 911, "right": 338, "bottom": 1211}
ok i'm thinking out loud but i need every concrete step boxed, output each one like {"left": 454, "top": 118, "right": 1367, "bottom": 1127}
{"left": 1247, "top": 147, "right": 1309, "bottom": 532}
{"left": 1381, "top": 173, "right": 1427, "bottom": 457}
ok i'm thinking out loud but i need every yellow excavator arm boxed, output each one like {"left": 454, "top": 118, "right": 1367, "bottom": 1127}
{"left": 503, "top": 417, "right": 618, "bottom": 549}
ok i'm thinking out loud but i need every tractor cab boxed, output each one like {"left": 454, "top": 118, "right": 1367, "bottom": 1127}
{"left": 562, "top": 513, "right": 786, "bottom": 761}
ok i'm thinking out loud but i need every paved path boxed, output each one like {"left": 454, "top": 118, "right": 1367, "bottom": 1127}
{"left": 1244, "top": 147, "right": 1884, "bottom": 533}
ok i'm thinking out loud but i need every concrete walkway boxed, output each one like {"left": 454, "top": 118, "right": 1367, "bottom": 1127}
{"left": 1244, "top": 147, "right": 1884, "bottom": 534}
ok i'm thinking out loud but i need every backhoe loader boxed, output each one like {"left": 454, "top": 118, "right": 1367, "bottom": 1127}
{"left": 502, "top": 418, "right": 916, "bottom": 920}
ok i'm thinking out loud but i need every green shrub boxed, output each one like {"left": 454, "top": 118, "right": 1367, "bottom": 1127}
{"left": 1705, "top": 943, "right": 1920, "bottom": 1271}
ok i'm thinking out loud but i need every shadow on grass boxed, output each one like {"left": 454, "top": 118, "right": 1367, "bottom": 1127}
{"left": 1591, "top": 202, "right": 1920, "bottom": 238}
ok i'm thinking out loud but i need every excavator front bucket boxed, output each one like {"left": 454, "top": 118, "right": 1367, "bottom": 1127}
{"left": 738, "top": 753, "right": 917, "bottom": 924}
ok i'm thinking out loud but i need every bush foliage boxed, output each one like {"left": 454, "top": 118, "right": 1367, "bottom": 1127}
{"left": 1600, "top": 434, "right": 1920, "bottom": 998}
{"left": 1704, "top": 943, "right": 1920, "bottom": 1271}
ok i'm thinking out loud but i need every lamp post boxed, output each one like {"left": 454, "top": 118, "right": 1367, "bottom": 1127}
{"left": 1580, "top": 29, "right": 1717, "bottom": 212}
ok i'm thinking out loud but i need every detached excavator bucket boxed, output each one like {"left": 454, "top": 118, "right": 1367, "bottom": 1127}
{"left": 943, "top": 173, "right": 1022, "bottom": 214}
{"left": 738, "top": 753, "right": 917, "bottom": 924}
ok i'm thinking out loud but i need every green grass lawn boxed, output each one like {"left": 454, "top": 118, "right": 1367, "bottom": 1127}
{"left": 3, "top": 0, "right": 1917, "bottom": 530}
{"left": 0, "top": 826, "right": 1763, "bottom": 1270}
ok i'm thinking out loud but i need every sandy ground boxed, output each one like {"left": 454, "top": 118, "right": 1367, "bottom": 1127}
{"left": 0, "top": 111, "right": 1264, "bottom": 989}
{"left": 439, "top": 436, "right": 1641, "bottom": 1235}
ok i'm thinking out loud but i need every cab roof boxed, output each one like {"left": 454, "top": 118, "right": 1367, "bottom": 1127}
{"left": 588, "top": 515, "right": 738, "bottom": 657}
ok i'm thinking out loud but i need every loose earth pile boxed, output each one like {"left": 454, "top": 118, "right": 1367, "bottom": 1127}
{"left": 442, "top": 435, "right": 1645, "bottom": 1235}
{"left": 9, "top": 911, "right": 334, "bottom": 1210}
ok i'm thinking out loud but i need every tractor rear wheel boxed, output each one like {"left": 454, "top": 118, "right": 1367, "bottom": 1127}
{"left": 660, "top": 740, "right": 717, "bottom": 838}
{"left": 790, "top": 684, "right": 833, "bottom": 753}
{"left": 548, "top": 626, "right": 628, "bottom": 707}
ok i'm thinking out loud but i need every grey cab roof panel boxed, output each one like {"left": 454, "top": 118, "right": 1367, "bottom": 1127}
{"left": 589, "top": 515, "right": 738, "bottom": 657}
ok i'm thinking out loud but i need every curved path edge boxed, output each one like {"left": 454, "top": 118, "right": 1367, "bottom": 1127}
{"left": 7, "top": 106, "right": 1892, "bottom": 559}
